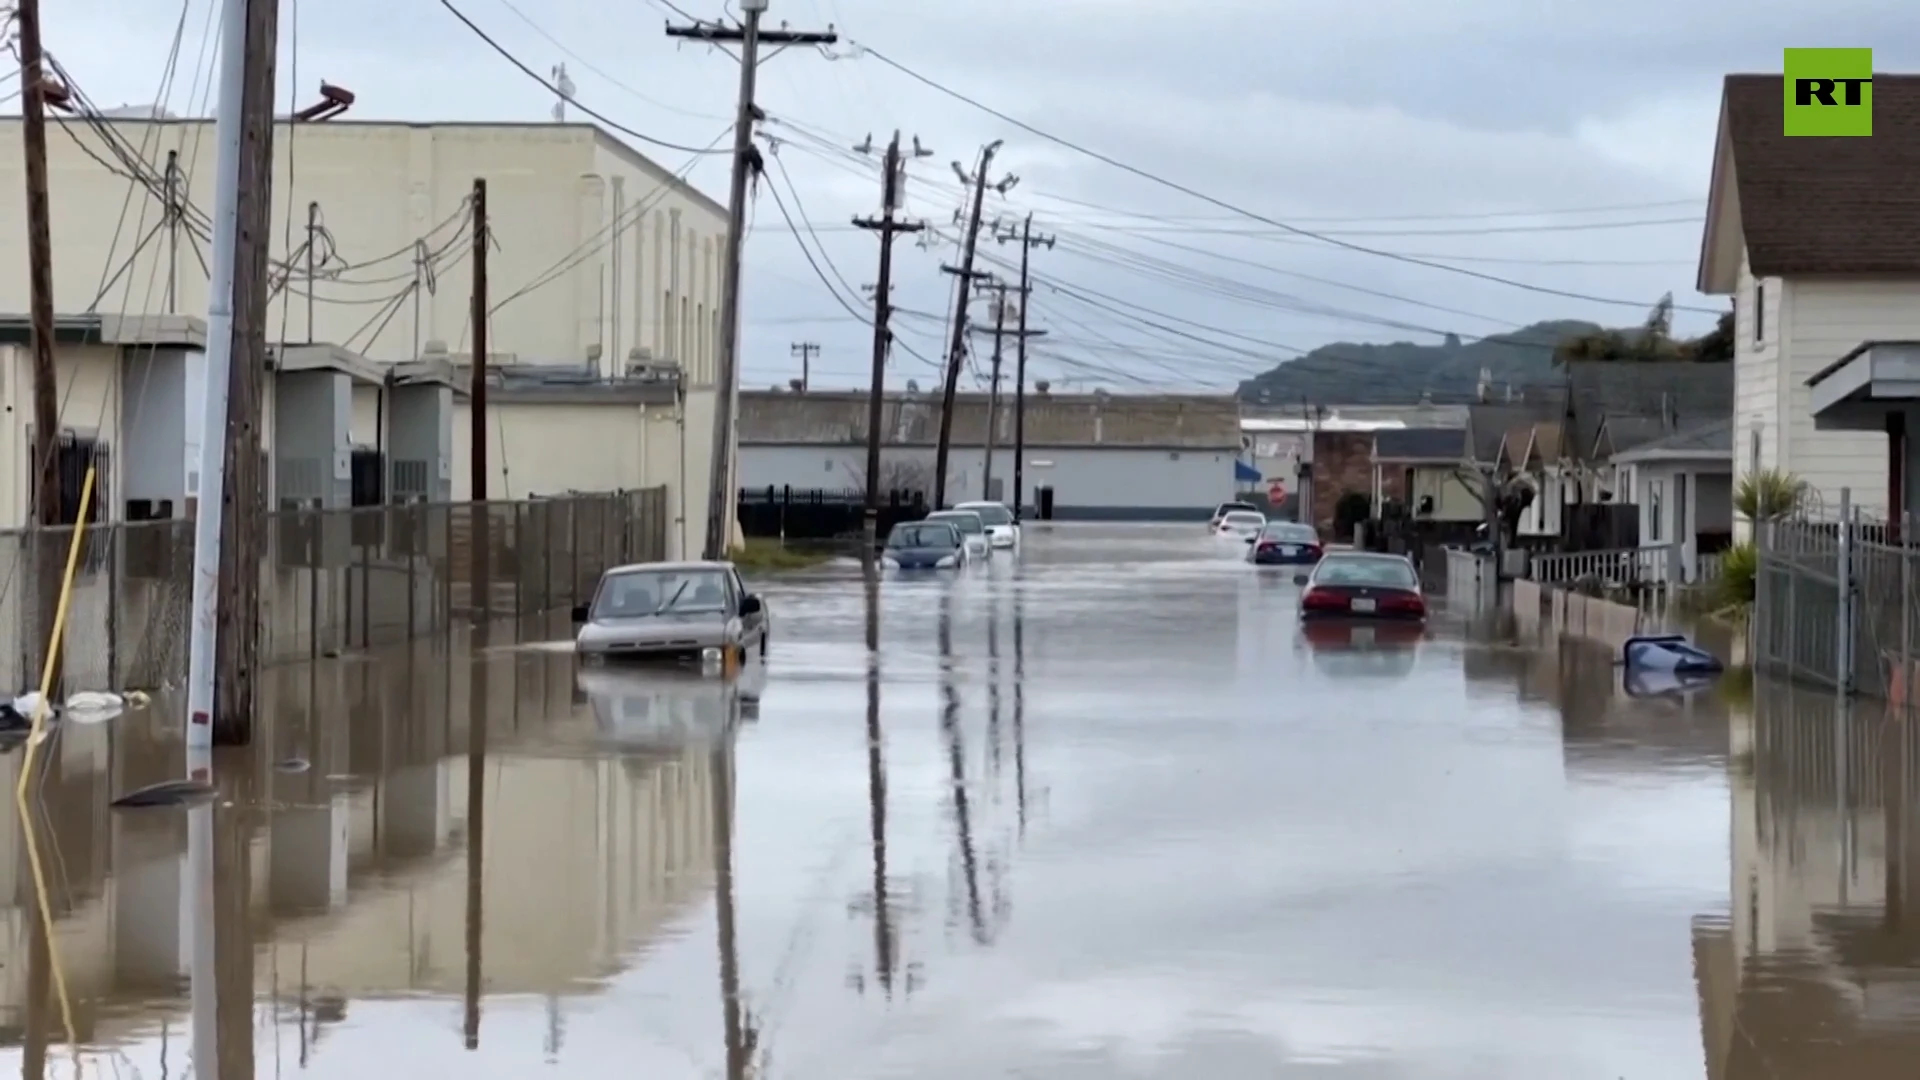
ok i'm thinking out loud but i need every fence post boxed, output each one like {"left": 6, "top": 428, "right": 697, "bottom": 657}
{"left": 1838, "top": 487, "right": 1855, "bottom": 695}
{"left": 1902, "top": 508, "right": 1913, "bottom": 706}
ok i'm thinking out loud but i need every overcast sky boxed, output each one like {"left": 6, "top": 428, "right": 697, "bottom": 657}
{"left": 39, "top": 0, "right": 1920, "bottom": 392}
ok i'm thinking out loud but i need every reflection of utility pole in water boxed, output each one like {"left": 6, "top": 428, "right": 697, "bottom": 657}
{"left": 863, "top": 567, "right": 897, "bottom": 993}
{"left": 939, "top": 593, "right": 987, "bottom": 942}
{"left": 22, "top": 814, "right": 50, "bottom": 1080}
{"left": 213, "top": 762, "right": 257, "bottom": 1080}
{"left": 1013, "top": 589, "right": 1028, "bottom": 838}
{"left": 463, "top": 650, "right": 489, "bottom": 1048}
{"left": 712, "top": 715, "right": 754, "bottom": 1079}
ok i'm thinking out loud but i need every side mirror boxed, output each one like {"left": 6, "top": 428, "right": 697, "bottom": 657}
{"left": 739, "top": 594, "right": 762, "bottom": 615}
{"left": 1292, "top": 574, "right": 1310, "bottom": 586}
{"left": 570, "top": 604, "right": 590, "bottom": 623}
{"left": 1245, "top": 536, "right": 1257, "bottom": 544}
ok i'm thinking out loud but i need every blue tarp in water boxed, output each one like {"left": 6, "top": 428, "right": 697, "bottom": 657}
{"left": 1234, "top": 460, "right": 1262, "bottom": 482}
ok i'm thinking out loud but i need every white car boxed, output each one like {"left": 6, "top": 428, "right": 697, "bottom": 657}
{"left": 925, "top": 509, "right": 991, "bottom": 560}
{"left": 1209, "top": 501, "right": 1260, "bottom": 530}
{"left": 1214, "top": 509, "right": 1267, "bottom": 541}
{"left": 954, "top": 500, "right": 1019, "bottom": 548}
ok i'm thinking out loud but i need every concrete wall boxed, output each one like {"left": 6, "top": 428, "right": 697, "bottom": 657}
{"left": 449, "top": 391, "right": 710, "bottom": 559}
{"left": 0, "top": 120, "right": 726, "bottom": 370}
{"left": 740, "top": 444, "right": 1236, "bottom": 518}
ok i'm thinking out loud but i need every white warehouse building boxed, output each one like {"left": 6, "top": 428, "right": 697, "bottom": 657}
{"left": 0, "top": 117, "right": 731, "bottom": 551}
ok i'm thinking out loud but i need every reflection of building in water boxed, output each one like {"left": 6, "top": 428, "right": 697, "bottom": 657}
{"left": 1698, "top": 686, "right": 1920, "bottom": 1078}
{"left": 262, "top": 747, "right": 714, "bottom": 996}
{"left": 0, "top": 653, "right": 721, "bottom": 1045}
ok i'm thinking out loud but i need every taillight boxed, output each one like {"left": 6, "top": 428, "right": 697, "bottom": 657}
{"left": 1383, "top": 591, "right": 1426, "bottom": 615}
{"left": 1301, "top": 588, "right": 1345, "bottom": 611}
{"left": 1257, "top": 540, "right": 1277, "bottom": 550}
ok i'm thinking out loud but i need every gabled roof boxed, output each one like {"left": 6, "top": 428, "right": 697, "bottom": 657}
{"left": 1699, "top": 74, "right": 1920, "bottom": 293}
{"left": 1372, "top": 427, "right": 1467, "bottom": 462}
{"left": 1609, "top": 418, "right": 1732, "bottom": 464}
{"left": 1468, "top": 402, "right": 1555, "bottom": 463}
{"left": 1497, "top": 422, "right": 1538, "bottom": 470}
{"left": 1592, "top": 414, "right": 1668, "bottom": 460}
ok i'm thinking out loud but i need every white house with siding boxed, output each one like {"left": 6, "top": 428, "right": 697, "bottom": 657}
{"left": 1697, "top": 74, "right": 1920, "bottom": 531}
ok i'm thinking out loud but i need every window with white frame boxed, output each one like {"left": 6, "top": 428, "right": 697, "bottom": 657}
{"left": 1648, "top": 478, "right": 1664, "bottom": 542}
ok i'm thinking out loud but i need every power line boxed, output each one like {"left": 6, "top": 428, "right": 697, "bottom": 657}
{"left": 848, "top": 45, "right": 1717, "bottom": 315}
{"left": 435, "top": 0, "right": 729, "bottom": 154}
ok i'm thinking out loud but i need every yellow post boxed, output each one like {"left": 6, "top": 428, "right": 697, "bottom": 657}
{"left": 15, "top": 464, "right": 93, "bottom": 1069}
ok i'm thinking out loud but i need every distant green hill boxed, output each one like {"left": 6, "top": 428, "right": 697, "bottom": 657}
{"left": 1237, "top": 320, "right": 1603, "bottom": 406}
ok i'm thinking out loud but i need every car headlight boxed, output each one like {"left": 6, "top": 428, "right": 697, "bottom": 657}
{"left": 936, "top": 554, "right": 959, "bottom": 568}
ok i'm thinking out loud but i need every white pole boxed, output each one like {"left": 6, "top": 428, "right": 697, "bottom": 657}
{"left": 184, "top": 0, "right": 251, "bottom": 1074}
{"left": 184, "top": 0, "right": 248, "bottom": 748}
{"left": 185, "top": 746, "right": 219, "bottom": 1078}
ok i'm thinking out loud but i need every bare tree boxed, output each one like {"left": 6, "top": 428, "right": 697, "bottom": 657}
{"left": 844, "top": 458, "right": 936, "bottom": 499}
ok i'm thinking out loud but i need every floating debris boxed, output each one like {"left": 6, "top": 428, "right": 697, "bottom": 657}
{"left": 274, "top": 757, "right": 312, "bottom": 773}
{"left": 109, "top": 779, "right": 219, "bottom": 809}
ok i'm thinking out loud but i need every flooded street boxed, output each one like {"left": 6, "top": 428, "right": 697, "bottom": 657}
{"left": 0, "top": 524, "right": 1912, "bottom": 1077}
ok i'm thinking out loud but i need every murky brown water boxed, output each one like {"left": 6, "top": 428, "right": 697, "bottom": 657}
{"left": 0, "top": 524, "right": 1904, "bottom": 1077}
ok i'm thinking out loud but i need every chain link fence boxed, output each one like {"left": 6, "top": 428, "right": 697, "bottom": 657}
{"left": 0, "top": 488, "right": 668, "bottom": 692}
{"left": 1754, "top": 487, "right": 1920, "bottom": 701}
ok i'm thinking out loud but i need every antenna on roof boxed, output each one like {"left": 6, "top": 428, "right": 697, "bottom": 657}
{"left": 551, "top": 64, "right": 575, "bottom": 122}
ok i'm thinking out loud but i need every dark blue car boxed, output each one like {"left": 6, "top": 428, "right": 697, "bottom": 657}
{"left": 1247, "top": 521, "right": 1324, "bottom": 565}
{"left": 883, "top": 520, "right": 968, "bottom": 570}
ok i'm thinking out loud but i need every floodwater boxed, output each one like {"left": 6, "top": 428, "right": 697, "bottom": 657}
{"left": 0, "top": 524, "right": 1910, "bottom": 1077}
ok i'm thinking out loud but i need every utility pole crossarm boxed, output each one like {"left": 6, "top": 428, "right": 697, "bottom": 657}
{"left": 665, "top": 24, "right": 838, "bottom": 46}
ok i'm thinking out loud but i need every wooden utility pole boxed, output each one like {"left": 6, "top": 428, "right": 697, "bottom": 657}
{"left": 1001, "top": 215, "right": 1052, "bottom": 521}
{"left": 789, "top": 341, "right": 818, "bottom": 391}
{"left": 667, "top": 3, "right": 837, "bottom": 560}
{"left": 17, "top": 0, "right": 64, "bottom": 684}
{"left": 212, "top": 0, "right": 280, "bottom": 744}
{"left": 932, "top": 140, "right": 1002, "bottom": 510}
{"left": 976, "top": 279, "right": 1010, "bottom": 502}
{"left": 469, "top": 180, "right": 490, "bottom": 621}
{"left": 852, "top": 132, "right": 926, "bottom": 551}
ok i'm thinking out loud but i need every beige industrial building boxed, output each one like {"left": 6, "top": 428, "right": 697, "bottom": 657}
{"left": 0, "top": 118, "right": 732, "bottom": 551}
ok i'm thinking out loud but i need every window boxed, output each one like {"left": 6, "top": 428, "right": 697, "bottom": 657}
{"left": 1753, "top": 282, "right": 1766, "bottom": 345}
{"left": 1648, "top": 478, "right": 1664, "bottom": 542}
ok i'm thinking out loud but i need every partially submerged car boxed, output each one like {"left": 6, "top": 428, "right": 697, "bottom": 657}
{"left": 573, "top": 560, "right": 769, "bottom": 662}
{"left": 924, "top": 509, "right": 991, "bottom": 560}
{"left": 953, "top": 500, "right": 1019, "bottom": 549}
{"left": 882, "top": 519, "right": 969, "bottom": 569}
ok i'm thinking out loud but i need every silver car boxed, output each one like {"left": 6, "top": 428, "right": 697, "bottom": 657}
{"left": 572, "top": 560, "right": 770, "bottom": 661}
{"left": 924, "top": 509, "right": 991, "bottom": 560}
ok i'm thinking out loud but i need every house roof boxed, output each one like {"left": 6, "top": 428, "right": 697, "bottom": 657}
{"left": 1467, "top": 403, "right": 1554, "bottom": 463}
{"left": 1593, "top": 414, "right": 1669, "bottom": 459}
{"left": 1707, "top": 74, "right": 1920, "bottom": 280}
{"left": 1372, "top": 427, "right": 1466, "bottom": 461}
{"left": 1609, "top": 418, "right": 1732, "bottom": 463}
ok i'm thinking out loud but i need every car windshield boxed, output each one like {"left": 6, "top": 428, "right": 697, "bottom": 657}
{"left": 958, "top": 503, "right": 1013, "bottom": 525}
{"left": 1262, "top": 523, "right": 1319, "bottom": 542}
{"left": 889, "top": 523, "right": 959, "bottom": 549}
{"left": 1223, "top": 512, "right": 1265, "bottom": 526}
{"left": 928, "top": 512, "right": 984, "bottom": 534}
{"left": 592, "top": 568, "right": 729, "bottom": 618}
{"left": 1313, "top": 557, "right": 1419, "bottom": 589}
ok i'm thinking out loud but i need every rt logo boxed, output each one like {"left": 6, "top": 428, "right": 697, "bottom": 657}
{"left": 1784, "top": 48, "right": 1872, "bottom": 136}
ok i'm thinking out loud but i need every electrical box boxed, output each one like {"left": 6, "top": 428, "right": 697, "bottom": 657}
{"left": 273, "top": 371, "right": 353, "bottom": 567}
